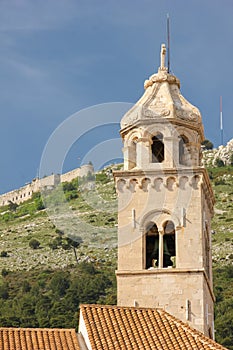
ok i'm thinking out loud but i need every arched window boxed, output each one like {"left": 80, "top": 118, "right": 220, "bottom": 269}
{"left": 179, "top": 135, "right": 189, "bottom": 165}
{"left": 146, "top": 222, "right": 159, "bottom": 268}
{"left": 163, "top": 221, "right": 176, "bottom": 267}
{"left": 151, "top": 133, "right": 164, "bottom": 163}
{"left": 145, "top": 220, "right": 176, "bottom": 269}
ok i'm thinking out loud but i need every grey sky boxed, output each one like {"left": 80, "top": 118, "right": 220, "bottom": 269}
{"left": 0, "top": 0, "right": 232, "bottom": 193}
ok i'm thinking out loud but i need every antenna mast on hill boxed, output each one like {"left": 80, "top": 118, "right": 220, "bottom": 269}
{"left": 167, "top": 13, "right": 171, "bottom": 73}
{"left": 220, "top": 96, "right": 223, "bottom": 145}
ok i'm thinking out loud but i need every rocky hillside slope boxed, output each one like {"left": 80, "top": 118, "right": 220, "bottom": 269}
{"left": 0, "top": 167, "right": 119, "bottom": 272}
{"left": 203, "top": 138, "right": 233, "bottom": 167}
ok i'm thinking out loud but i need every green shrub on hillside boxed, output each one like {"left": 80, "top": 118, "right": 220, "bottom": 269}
{"left": 8, "top": 201, "right": 18, "bottom": 212}
{"left": 215, "top": 157, "right": 225, "bottom": 167}
{"left": 29, "top": 239, "right": 40, "bottom": 249}
{"left": 0, "top": 283, "right": 9, "bottom": 300}
{"left": 22, "top": 280, "right": 31, "bottom": 293}
{"left": 1, "top": 269, "right": 9, "bottom": 277}
{"left": 96, "top": 172, "right": 110, "bottom": 184}
{"left": 1, "top": 212, "right": 14, "bottom": 222}
{"left": 0, "top": 251, "right": 8, "bottom": 258}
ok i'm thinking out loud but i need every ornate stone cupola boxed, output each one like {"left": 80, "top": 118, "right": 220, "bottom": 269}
{"left": 121, "top": 43, "right": 204, "bottom": 171}
{"left": 114, "top": 44, "right": 215, "bottom": 338}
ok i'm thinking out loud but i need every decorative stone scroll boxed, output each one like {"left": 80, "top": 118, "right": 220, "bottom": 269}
{"left": 116, "top": 179, "right": 126, "bottom": 193}
{"left": 128, "top": 179, "right": 138, "bottom": 192}
{"left": 190, "top": 175, "right": 201, "bottom": 189}
{"left": 166, "top": 177, "right": 176, "bottom": 191}
{"left": 179, "top": 176, "right": 189, "bottom": 190}
{"left": 153, "top": 178, "right": 163, "bottom": 192}
{"left": 140, "top": 178, "right": 151, "bottom": 192}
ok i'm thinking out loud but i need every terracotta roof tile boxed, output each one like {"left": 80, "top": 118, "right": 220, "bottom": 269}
{"left": 0, "top": 328, "right": 80, "bottom": 350}
{"left": 79, "top": 304, "right": 228, "bottom": 350}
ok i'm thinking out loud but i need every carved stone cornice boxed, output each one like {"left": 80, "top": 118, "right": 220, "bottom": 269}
{"left": 114, "top": 167, "right": 215, "bottom": 210}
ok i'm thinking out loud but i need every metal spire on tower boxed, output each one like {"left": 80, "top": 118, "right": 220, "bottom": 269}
{"left": 167, "top": 13, "right": 171, "bottom": 73}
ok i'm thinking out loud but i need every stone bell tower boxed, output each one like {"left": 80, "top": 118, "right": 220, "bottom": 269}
{"left": 114, "top": 44, "right": 215, "bottom": 338}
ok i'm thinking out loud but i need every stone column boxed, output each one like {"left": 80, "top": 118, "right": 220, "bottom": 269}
{"left": 136, "top": 138, "right": 150, "bottom": 168}
{"left": 158, "top": 230, "right": 164, "bottom": 269}
{"left": 184, "top": 143, "right": 192, "bottom": 166}
{"left": 189, "top": 144, "right": 199, "bottom": 166}
{"left": 175, "top": 229, "right": 179, "bottom": 268}
{"left": 164, "top": 136, "right": 180, "bottom": 168}
{"left": 123, "top": 141, "right": 136, "bottom": 170}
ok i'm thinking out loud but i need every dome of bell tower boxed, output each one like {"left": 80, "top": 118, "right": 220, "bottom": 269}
{"left": 120, "top": 44, "right": 205, "bottom": 171}
{"left": 121, "top": 44, "right": 204, "bottom": 141}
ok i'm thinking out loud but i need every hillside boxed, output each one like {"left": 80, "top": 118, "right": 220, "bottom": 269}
{"left": 0, "top": 162, "right": 233, "bottom": 348}
{"left": 0, "top": 168, "right": 119, "bottom": 271}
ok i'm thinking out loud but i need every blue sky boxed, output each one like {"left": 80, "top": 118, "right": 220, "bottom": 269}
{"left": 0, "top": 0, "right": 232, "bottom": 194}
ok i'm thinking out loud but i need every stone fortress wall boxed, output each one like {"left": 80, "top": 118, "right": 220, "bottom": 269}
{"left": 0, "top": 164, "right": 94, "bottom": 207}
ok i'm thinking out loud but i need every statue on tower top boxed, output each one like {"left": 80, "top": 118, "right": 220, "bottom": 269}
{"left": 159, "top": 43, "right": 167, "bottom": 71}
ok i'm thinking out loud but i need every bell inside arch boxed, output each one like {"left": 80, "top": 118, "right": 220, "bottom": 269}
{"left": 163, "top": 221, "right": 176, "bottom": 267}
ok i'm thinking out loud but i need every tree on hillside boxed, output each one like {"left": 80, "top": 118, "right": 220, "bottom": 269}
{"left": 215, "top": 157, "right": 225, "bottom": 167}
{"left": 51, "top": 229, "right": 83, "bottom": 263}
{"left": 8, "top": 201, "right": 18, "bottom": 212}
{"left": 65, "top": 236, "right": 83, "bottom": 263}
{"left": 202, "top": 139, "right": 213, "bottom": 150}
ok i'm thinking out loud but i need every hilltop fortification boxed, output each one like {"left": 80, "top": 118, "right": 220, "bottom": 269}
{"left": 0, "top": 163, "right": 94, "bottom": 207}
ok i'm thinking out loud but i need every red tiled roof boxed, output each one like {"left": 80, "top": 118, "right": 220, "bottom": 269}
{"left": 0, "top": 328, "right": 80, "bottom": 350}
{"left": 79, "top": 304, "right": 228, "bottom": 350}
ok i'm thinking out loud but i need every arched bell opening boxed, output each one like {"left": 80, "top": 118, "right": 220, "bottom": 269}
{"left": 163, "top": 220, "right": 176, "bottom": 268}
{"left": 151, "top": 133, "right": 164, "bottom": 163}
{"left": 145, "top": 222, "right": 159, "bottom": 269}
{"left": 179, "top": 135, "right": 189, "bottom": 166}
